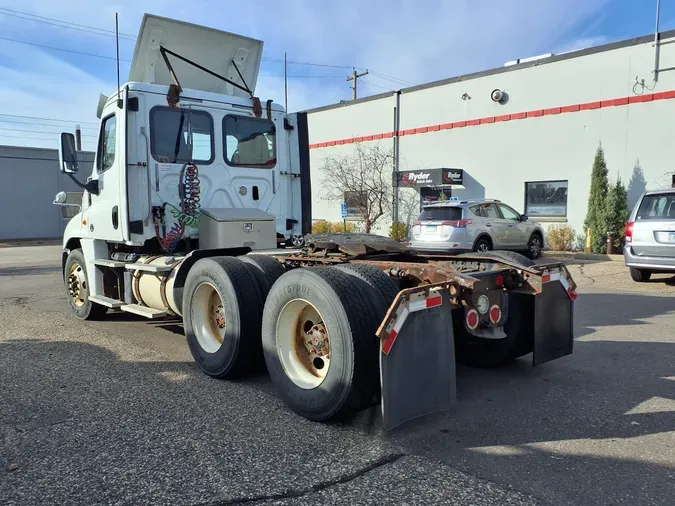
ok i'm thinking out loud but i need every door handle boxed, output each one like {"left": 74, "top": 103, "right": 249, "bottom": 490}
{"left": 486, "top": 223, "right": 492, "bottom": 227}
{"left": 112, "top": 206, "right": 119, "bottom": 230}
{"left": 508, "top": 224, "right": 514, "bottom": 227}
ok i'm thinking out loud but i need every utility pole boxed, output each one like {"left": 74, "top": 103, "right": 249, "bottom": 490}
{"left": 346, "top": 69, "right": 368, "bottom": 100}
{"left": 284, "top": 51, "right": 288, "bottom": 111}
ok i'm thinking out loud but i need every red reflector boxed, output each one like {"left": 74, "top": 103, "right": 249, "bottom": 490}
{"left": 542, "top": 274, "right": 551, "bottom": 283}
{"left": 568, "top": 289, "right": 578, "bottom": 300}
{"left": 382, "top": 329, "right": 398, "bottom": 355}
{"left": 489, "top": 305, "right": 502, "bottom": 324}
{"left": 625, "top": 221, "right": 634, "bottom": 243}
{"left": 466, "top": 309, "right": 479, "bottom": 330}
{"left": 495, "top": 274, "right": 504, "bottom": 287}
{"left": 426, "top": 296, "right": 443, "bottom": 308}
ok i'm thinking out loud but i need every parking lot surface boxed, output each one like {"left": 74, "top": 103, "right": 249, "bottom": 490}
{"left": 1, "top": 246, "right": 674, "bottom": 505}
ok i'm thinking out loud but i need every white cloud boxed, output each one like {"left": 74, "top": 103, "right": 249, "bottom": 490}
{"left": 0, "top": 0, "right": 612, "bottom": 149}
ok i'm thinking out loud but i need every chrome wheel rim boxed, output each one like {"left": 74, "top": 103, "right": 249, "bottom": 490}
{"left": 530, "top": 237, "right": 542, "bottom": 256}
{"left": 477, "top": 242, "right": 490, "bottom": 252}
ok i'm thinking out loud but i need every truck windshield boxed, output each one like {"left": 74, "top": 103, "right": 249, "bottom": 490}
{"left": 150, "top": 106, "right": 214, "bottom": 164}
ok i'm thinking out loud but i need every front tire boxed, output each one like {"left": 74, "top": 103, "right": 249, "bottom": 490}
{"left": 64, "top": 249, "right": 107, "bottom": 320}
{"left": 182, "top": 257, "right": 263, "bottom": 379}
{"left": 261, "top": 267, "right": 380, "bottom": 421}
{"left": 526, "top": 233, "right": 543, "bottom": 260}
{"left": 630, "top": 267, "right": 652, "bottom": 282}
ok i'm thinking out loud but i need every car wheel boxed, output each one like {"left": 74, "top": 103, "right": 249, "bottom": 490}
{"left": 526, "top": 233, "right": 543, "bottom": 260}
{"left": 473, "top": 237, "right": 492, "bottom": 253}
{"left": 630, "top": 267, "right": 652, "bottom": 282}
{"left": 64, "top": 249, "right": 108, "bottom": 320}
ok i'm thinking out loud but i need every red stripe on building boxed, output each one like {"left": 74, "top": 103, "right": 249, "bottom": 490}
{"left": 309, "top": 89, "right": 675, "bottom": 149}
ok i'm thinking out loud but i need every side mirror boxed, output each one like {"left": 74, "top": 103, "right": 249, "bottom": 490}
{"left": 520, "top": 214, "right": 529, "bottom": 221}
{"left": 59, "top": 133, "right": 79, "bottom": 174}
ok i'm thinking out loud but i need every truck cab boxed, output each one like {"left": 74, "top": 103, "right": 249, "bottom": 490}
{"left": 58, "top": 14, "right": 310, "bottom": 260}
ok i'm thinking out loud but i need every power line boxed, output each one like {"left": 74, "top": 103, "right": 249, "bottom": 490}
{"left": 1, "top": 7, "right": 411, "bottom": 84}
{"left": 0, "top": 35, "right": 131, "bottom": 62}
{"left": 0, "top": 118, "right": 98, "bottom": 130}
{"left": 0, "top": 133, "right": 94, "bottom": 142}
{"left": 0, "top": 7, "right": 136, "bottom": 39}
{"left": 0, "top": 113, "right": 98, "bottom": 125}
{"left": 0, "top": 127, "right": 97, "bottom": 137}
{"left": 361, "top": 79, "right": 393, "bottom": 91}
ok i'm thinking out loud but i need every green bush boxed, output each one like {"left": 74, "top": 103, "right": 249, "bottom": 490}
{"left": 604, "top": 177, "right": 629, "bottom": 250}
{"left": 311, "top": 220, "right": 356, "bottom": 234}
{"left": 389, "top": 222, "right": 409, "bottom": 242}
{"left": 584, "top": 144, "right": 609, "bottom": 253}
{"left": 547, "top": 224, "right": 576, "bottom": 251}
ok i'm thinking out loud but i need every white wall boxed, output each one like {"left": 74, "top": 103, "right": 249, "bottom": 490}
{"left": 307, "top": 31, "right": 675, "bottom": 241}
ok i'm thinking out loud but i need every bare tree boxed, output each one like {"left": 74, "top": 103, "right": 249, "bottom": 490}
{"left": 397, "top": 188, "right": 421, "bottom": 230}
{"left": 320, "top": 143, "right": 394, "bottom": 233}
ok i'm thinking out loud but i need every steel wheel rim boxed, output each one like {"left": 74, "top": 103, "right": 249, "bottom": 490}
{"left": 67, "top": 263, "right": 87, "bottom": 307}
{"left": 530, "top": 237, "right": 542, "bottom": 256}
{"left": 276, "top": 299, "right": 331, "bottom": 390}
{"left": 192, "top": 282, "right": 226, "bottom": 354}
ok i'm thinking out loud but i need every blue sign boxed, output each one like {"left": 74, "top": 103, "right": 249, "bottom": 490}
{"left": 450, "top": 196, "right": 459, "bottom": 202}
{"left": 341, "top": 203, "right": 348, "bottom": 220}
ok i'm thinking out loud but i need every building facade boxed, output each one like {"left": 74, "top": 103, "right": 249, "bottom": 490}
{"left": 0, "top": 145, "right": 93, "bottom": 241}
{"left": 306, "top": 30, "right": 675, "bottom": 243}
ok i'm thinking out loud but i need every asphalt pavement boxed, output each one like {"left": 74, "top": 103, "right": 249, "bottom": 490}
{"left": 1, "top": 246, "right": 673, "bottom": 505}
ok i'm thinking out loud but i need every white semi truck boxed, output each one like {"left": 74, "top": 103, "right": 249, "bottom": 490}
{"left": 54, "top": 14, "right": 577, "bottom": 430}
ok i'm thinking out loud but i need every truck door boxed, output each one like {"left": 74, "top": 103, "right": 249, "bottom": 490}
{"left": 87, "top": 104, "right": 127, "bottom": 243}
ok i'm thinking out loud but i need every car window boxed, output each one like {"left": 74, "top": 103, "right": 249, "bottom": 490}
{"left": 480, "top": 203, "right": 501, "bottom": 219}
{"left": 150, "top": 106, "right": 214, "bottom": 164}
{"left": 470, "top": 205, "right": 486, "bottom": 218}
{"left": 223, "top": 116, "right": 276, "bottom": 167}
{"left": 499, "top": 204, "right": 520, "bottom": 220}
{"left": 417, "top": 207, "right": 463, "bottom": 221}
{"left": 636, "top": 194, "right": 675, "bottom": 220}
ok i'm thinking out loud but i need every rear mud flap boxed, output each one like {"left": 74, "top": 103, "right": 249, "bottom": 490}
{"left": 379, "top": 293, "right": 456, "bottom": 431}
{"left": 533, "top": 280, "right": 574, "bottom": 365}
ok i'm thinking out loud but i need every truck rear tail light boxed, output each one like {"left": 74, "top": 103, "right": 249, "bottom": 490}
{"left": 495, "top": 274, "right": 504, "bottom": 287}
{"left": 442, "top": 219, "right": 473, "bottom": 228}
{"left": 489, "top": 305, "right": 502, "bottom": 325}
{"left": 625, "top": 221, "right": 634, "bottom": 243}
{"left": 466, "top": 309, "right": 479, "bottom": 330}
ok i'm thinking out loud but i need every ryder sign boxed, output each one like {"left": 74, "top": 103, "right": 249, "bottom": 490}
{"left": 394, "top": 168, "right": 464, "bottom": 187}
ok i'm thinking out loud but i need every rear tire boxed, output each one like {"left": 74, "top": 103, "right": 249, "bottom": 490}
{"left": 473, "top": 236, "right": 492, "bottom": 253}
{"left": 630, "top": 267, "right": 652, "bottom": 282}
{"left": 261, "top": 267, "right": 381, "bottom": 421}
{"left": 64, "top": 249, "right": 107, "bottom": 321}
{"left": 182, "top": 257, "right": 263, "bottom": 379}
{"left": 239, "top": 254, "right": 286, "bottom": 297}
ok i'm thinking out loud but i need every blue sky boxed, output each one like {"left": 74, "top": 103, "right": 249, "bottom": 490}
{"left": 0, "top": 0, "right": 673, "bottom": 150}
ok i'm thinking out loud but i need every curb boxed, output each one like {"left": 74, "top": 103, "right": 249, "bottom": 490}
{"left": 543, "top": 251, "right": 624, "bottom": 262}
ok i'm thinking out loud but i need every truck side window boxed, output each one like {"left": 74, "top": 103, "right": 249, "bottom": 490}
{"left": 223, "top": 115, "right": 276, "bottom": 168}
{"left": 150, "top": 106, "right": 214, "bottom": 164}
{"left": 97, "top": 115, "right": 116, "bottom": 173}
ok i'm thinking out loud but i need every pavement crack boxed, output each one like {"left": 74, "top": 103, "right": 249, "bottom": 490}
{"left": 204, "top": 453, "right": 406, "bottom": 505}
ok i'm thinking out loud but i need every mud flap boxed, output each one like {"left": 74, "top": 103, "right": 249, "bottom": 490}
{"left": 533, "top": 280, "right": 574, "bottom": 365}
{"left": 379, "top": 293, "right": 456, "bottom": 431}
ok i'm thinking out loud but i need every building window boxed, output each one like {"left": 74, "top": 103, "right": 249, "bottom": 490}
{"left": 97, "top": 114, "right": 116, "bottom": 173}
{"left": 525, "top": 180, "right": 568, "bottom": 218}
{"left": 344, "top": 190, "right": 367, "bottom": 219}
{"left": 223, "top": 116, "right": 276, "bottom": 167}
{"left": 150, "top": 106, "right": 214, "bottom": 164}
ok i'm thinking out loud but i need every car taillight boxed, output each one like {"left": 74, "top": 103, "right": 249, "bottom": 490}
{"left": 414, "top": 221, "right": 421, "bottom": 226}
{"left": 625, "top": 222, "right": 634, "bottom": 243}
{"left": 442, "top": 219, "right": 473, "bottom": 228}
{"left": 489, "top": 305, "right": 502, "bottom": 325}
{"left": 465, "top": 309, "right": 479, "bottom": 330}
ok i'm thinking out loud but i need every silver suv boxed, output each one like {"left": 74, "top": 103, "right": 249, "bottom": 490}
{"left": 624, "top": 188, "right": 675, "bottom": 282}
{"left": 409, "top": 199, "right": 545, "bottom": 259}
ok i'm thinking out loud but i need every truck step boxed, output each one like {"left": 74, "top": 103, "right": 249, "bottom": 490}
{"left": 120, "top": 304, "right": 167, "bottom": 319}
{"left": 93, "top": 259, "right": 128, "bottom": 268}
{"left": 89, "top": 295, "right": 125, "bottom": 308}
{"left": 124, "top": 263, "right": 173, "bottom": 273}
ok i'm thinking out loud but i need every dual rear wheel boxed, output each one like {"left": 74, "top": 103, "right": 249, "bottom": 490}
{"left": 182, "top": 258, "right": 397, "bottom": 420}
